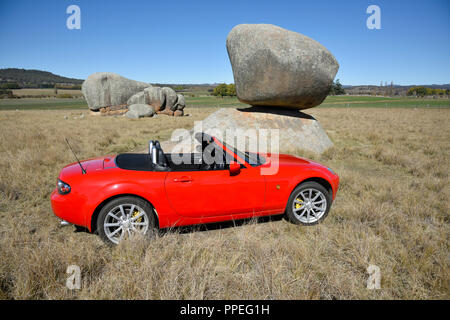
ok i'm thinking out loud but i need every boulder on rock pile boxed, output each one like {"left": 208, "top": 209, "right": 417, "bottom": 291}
{"left": 226, "top": 24, "right": 339, "bottom": 110}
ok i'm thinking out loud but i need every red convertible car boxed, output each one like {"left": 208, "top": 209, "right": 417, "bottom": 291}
{"left": 51, "top": 133, "right": 339, "bottom": 244}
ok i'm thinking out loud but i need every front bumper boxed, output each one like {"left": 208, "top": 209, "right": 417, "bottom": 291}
{"left": 331, "top": 174, "right": 339, "bottom": 201}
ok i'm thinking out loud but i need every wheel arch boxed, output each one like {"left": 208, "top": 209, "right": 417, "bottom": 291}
{"left": 90, "top": 194, "right": 159, "bottom": 233}
{"left": 294, "top": 177, "right": 333, "bottom": 197}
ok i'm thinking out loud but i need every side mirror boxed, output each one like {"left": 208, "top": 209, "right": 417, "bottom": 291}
{"left": 229, "top": 162, "right": 241, "bottom": 176}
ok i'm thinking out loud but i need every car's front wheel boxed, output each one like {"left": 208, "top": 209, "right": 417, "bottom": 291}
{"left": 286, "top": 181, "right": 331, "bottom": 225}
{"left": 97, "top": 196, "right": 156, "bottom": 245}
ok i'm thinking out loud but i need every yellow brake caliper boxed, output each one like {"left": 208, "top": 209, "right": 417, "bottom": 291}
{"left": 295, "top": 198, "right": 303, "bottom": 210}
{"left": 132, "top": 210, "right": 142, "bottom": 223}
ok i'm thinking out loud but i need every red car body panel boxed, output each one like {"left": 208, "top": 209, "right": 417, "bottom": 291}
{"left": 51, "top": 139, "right": 339, "bottom": 232}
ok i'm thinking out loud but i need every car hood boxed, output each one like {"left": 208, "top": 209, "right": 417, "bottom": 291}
{"left": 261, "top": 153, "right": 310, "bottom": 165}
{"left": 259, "top": 153, "right": 329, "bottom": 170}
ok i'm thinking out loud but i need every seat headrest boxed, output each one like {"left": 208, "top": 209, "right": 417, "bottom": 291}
{"left": 151, "top": 145, "right": 158, "bottom": 164}
{"left": 148, "top": 140, "right": 155, "bottom": 154}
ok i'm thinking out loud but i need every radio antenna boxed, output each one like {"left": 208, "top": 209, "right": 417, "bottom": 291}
{"left": 64, "top": 138, "right": 86, "bottom": 174}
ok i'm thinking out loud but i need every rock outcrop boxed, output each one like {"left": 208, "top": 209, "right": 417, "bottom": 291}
{"left": 82, "top": 72, "right": 150, "bottom": 111}
{"left": 162, "top": 24, "right": 338, "bottom": 154}
{"left": 82, "top": 72, "right": 186, "bottom": 117}
{"left": 166, "top": 107, "right": 333, "bottom": 154}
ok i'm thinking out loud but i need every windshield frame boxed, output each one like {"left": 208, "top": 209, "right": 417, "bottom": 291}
{"left": 213, "top": 137, "right": 265, "bottom": 167}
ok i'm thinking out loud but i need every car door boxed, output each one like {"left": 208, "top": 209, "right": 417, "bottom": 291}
{"left": 164, "top": 166, "right": 266, "bottom": 218}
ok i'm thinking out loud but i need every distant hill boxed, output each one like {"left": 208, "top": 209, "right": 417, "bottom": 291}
{"left": 1, "top": 68, "right": 448, "bottom": 94}
{"left": 0, "top": 68, "right": 83, "bottom": 88}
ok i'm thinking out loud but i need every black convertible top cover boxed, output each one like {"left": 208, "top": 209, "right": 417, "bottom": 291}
{"left": 115, "top": 153, "right": 153, "bottom": 171}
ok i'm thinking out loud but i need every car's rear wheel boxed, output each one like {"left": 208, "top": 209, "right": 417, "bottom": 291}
{"left": 97, "top": 196, "right": 156, "bottom": 245}
{"left": 286, "top": 181, "right": 331, "bottom": 225}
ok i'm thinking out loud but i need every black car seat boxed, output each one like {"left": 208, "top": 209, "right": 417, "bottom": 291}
{"left": 154, "top": 141, "right": 169, "bottom": 167}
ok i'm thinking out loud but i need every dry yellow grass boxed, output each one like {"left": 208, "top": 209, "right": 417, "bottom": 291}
{"left": 0, "top": 107, "right": 448, "bottom": 299}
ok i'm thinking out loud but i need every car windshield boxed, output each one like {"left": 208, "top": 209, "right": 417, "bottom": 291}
{"left": 219, "top": 140, "right": 266, "bottom": 167}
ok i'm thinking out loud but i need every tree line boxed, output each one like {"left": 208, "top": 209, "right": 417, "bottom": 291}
{"left": 407, "top": 86, "right": 449, "bottom": 97}
{"left": 212, "top": 80, "right": 346, "bottom": 97}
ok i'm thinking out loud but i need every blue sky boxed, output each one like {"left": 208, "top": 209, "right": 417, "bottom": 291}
{"left": 0, "top": 0, "right": 449, "bottom": 85}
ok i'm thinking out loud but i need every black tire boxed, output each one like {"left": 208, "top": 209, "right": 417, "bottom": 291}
{"left": 285, "top": 181, "right": 332, "bottom": 225}
{"left": 97, "top": 196, "right": 156, "bottom": 245}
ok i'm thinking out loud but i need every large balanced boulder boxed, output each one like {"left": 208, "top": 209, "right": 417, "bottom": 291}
{"left": 82, "top": 72, "right": 151, "bottom": 110}
{"left": 226, "top": 24, "right": 339, "bottom": 110}
{"left": 125, "top": 104, "right": 155, "bottom": 119}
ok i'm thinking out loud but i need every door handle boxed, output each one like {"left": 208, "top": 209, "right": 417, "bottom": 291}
{"left": 173, "top": 176, "right": 192, "bottom": 182}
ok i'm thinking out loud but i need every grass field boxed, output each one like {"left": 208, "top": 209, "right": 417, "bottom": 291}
{"left": 0, "top": 98, "right": 87, "bottom": 110}
{"left": 12, "top": 89, "right": 84, "bottom": 98}
{"left": 0, "top": 105, "right": 448, "bottom": 299}
{"left": 1, "top": 95, "right": 449, "bottom": 111}
{"left": 186, "top": 95, "right": 450, "bottom": 109}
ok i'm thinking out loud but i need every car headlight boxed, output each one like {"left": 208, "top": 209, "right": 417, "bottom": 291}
{"left": 57, "top": 179, "right": 71, "bottom": 195}
{"left": 327, "top": 167, "right": 336, "bottom": 175}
